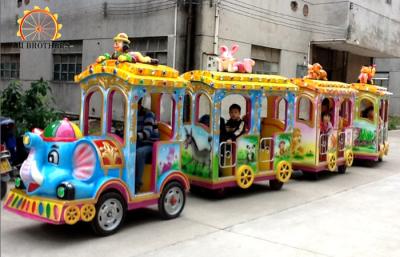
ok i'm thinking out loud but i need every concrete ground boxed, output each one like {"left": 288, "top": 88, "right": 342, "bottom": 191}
{"left": 1, "top": 130, "right": 399, "bottom": 257}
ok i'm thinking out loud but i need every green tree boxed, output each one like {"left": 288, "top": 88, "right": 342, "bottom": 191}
{"left": 1, "top": 78, "right": 60, "bottom": 136}
{"left": 0, "top": 80, "right": 24, "bottom": 123}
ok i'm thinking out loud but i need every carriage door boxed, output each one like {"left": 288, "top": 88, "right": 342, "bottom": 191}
{"left": 182, "top": 93, "right": 213, "bottom": 179}
{"left": 378, "top": 99, "right": 385, "bottom": 145}
{"left": 259, "top": 96, "right": 274, "bottom": 170}
{"left": 383, "top": 99, "right": 389, "bottom": 143}
{"left": 319, "top": 97, "right": 334, "bottom": 162}
{"left": 338, "top": 99, "right": 351, "bottom": 158}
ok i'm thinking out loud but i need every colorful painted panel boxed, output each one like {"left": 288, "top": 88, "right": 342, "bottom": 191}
{"left": 182, "top": 125, "right": 212, "bottom": 178}
{"left": 345, "top": 128, "right": 353, "bottom": 147}
{"left": 328, "top": 129, "right": 338, "bottom": 152}
{"left": 236, "top": 135, "right": 259, "bottom": 173}
{"left": 273, "top": 133, "right": 292, "bottom": 168}
{"left": 291, "top": 124, "right": 316, "bottom": 164}
{"left": 155, "top": 142, "right": 181, "bottom": 177}
{"left": 4, "top": 190, "right": 64, "bottom": 223}
{"left": 353, "top": 120, "right": 377, "bottom": 153}
{"left": 93, "top": 139, "right": 123, "bottom": 168}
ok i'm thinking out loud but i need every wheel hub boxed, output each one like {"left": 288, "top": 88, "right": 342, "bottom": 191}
{"left": 164, "top": 187, "right": 183, "bottom": 216}
{"left": 98, "top": 199, "right": 123, "bottom": 231}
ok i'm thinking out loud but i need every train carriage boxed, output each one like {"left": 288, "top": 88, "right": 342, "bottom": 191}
{"left": 4, "top": 59, "right": 190, "bottom": 235}
{"left": 351, "top": 83, "right": 392, "bottom": 162}
{"left": 181, "top": 70, "right": 298, "bottom": 191}
{"left": 291, "top": 78, "right": 357, "bottom": 177}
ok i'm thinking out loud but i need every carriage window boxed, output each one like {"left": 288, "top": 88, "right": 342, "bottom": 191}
{"left": 107, "top": 90, "right": 126, "bottom": 143}
{"left": 297, "top": 97, "right": 313, "bottom": 122}
{"left": 183, "top": 93, "right": 192, "bottom": 124}
{"left": 195, "top": 93, "right": 211, "bottom": 129}
{"left": 321, "top": 97, "right": 335, "bottom": 126}
{"left": 141, "top": 94, "right": 151, "bottom": 109}
{"left": 339, "top": 99, "right": 351, "bottom": 129}
{"left": 360, "top": 98, "right": 374, "bottom": 122}
{"left": 276, "top": 97, "right": 287, "bottom": 123}
{"left": 221, "top": 94, "right": 250, "bottom": 133}
{"left": 84, "top": 89, "right": 103, "bottom": 136}
{"left": 260, "top": 96, "right": 268, "bottom": 118}
{"left": 160, "top": 94, "right": 174, "bottom": 126}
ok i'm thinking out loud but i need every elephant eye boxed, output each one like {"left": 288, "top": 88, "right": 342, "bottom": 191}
{"left": 48, "top": 150, "right": 59, "bottom": 165}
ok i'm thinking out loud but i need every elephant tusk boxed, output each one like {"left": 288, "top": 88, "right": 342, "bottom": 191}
{"left": 31, "top": 161, "right": 44, "bottom": 185}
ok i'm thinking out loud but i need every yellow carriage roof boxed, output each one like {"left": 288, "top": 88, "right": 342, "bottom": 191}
{"left": 182, "top": 70, "right": 298, "bottom": 92}
{"left": 291, "top": 78, "right": 356, "bottom": 95}
{"left": 351, "top": 83, "right": 392, "bottom": 96}
{"left": 75, "top": 60, "right": 188, "bottom": 88}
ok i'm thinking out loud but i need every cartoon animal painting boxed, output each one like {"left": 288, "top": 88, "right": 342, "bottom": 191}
{"left": 216, "top": 44, "right": 255, "bottom": 73}
{"left": 159, "top": 147, "right": 176, "bottom": 174}
{"left": 278, "top": 141, "right": 287, "bottom": 156}
{"left": 246, "top": 144, "right": 256, "bottom": 162}
{"left": 183, "top": 128, "right": 211, "bottom": 168}
{"left": 329, "top": 134, "right": 338, "bottom": 149}
{"left": 291, "top": 128, "right": 304, "bottom": 155}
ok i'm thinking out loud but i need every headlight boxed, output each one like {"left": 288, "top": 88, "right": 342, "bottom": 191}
{"left": 15, "top": 176, "right": 25, "bottom": 189}
{"left": 56, "top": 182, "right": 75, "bottom": 200}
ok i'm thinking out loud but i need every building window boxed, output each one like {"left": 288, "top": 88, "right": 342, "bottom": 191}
{"left": 53, "top": 41, "right": 82, "bottom": 81}
{"left": 251, "top": 45, "right": 280, "bottom": 74}
{"left": 53, "top": 54, "right": 82, "bottom": 81}
{"left": 374, "top": 72, "right": 389, "bottom": 88}
{"left": 0, "top": 54, "right": 20, "bottom": 79}
{"left": 1, "top": 43, "right": 20, "bottom": 80}
{"left": 129, "top": 37, "right": 168, "bottom": 65}
{"left": 296, "top": 64, "right": 308, "bottom": 78}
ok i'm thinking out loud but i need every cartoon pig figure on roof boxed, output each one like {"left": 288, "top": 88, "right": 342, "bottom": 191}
{"left": 216, "top": 44, "right": 255, "bottom": 73}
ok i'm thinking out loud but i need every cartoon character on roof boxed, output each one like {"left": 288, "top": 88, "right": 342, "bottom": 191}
{"left": 96, "top": 33, "right": 159, "bottom": 65}
{"left": 304, "top": 63, "right": 328, "bottom": 81}
{"left": 216, "top": 44, "right": 255, "bottom": 73}
{"left": 358, "top": 64, "right": 376, "bottom": 84}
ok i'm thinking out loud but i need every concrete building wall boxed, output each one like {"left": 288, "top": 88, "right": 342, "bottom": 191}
{"left": 375, "top": 58, "right": 400, "bottom": 116}
{"left": 0, "top": 0, "right": 189, "bottom": 114}
{"left": 348, "top": 2, "right": 400, "bottom": 57}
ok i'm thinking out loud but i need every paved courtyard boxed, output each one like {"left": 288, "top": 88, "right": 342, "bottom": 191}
{"left": 1, "top": 130, "right": 399, "bottom": 257}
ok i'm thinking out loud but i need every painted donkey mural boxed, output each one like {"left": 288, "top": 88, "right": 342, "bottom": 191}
{"left": 183, "top": 128, "right": 212, "bottom": 168}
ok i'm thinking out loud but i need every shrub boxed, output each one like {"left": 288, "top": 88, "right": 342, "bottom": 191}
{"left": 1, "top": 78, "right": 60, "bottom": 136}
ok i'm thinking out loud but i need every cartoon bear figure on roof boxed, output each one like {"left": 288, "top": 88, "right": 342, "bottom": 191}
{"left": 216, "top": 44, "right": 255, "bottom": 73}
{"left": 304, "top": 63, "right": 328, "bottom": 81}
{"left": 96, "top": 33, "right": 159, "bottom": 65}
{"left": 358, "top": 64, "right": 376, "bottom": 84}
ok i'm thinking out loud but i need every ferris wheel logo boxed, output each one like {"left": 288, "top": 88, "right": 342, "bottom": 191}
{"left": 17, "top": 6, "right": 62, "bottom": 41}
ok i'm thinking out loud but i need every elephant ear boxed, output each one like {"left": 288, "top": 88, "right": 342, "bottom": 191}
{"left": 73, "top": 143, "right": 96, "bottom": 180}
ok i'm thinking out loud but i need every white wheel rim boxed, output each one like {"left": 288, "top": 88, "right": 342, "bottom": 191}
{"left": 164, "top": 186, "right": 184, "bottom": 216}
{"left": 98, "top": 198, "right": 123, "bottom": 232}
